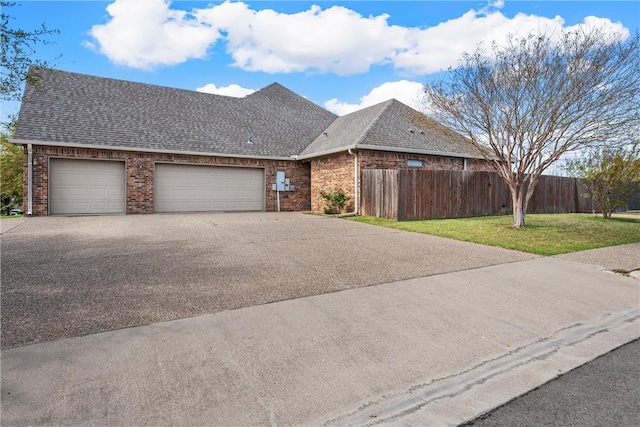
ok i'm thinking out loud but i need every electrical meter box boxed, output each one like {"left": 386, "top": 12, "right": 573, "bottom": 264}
{"left": 272, "top": 171, "right": 294, "bottom": 191}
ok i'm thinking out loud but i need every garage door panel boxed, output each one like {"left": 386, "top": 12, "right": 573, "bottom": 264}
{"left": 155, "top": 164, "right": 264, "bottom": 213}
{"left": 108, "top": 188, "right": 124, "bottom": 197}
{"left": 69, "top": 202, "right": 88, "bottom": 211}
{"left": 50, "top": 159, "right": 125, "bottom": 215}
{"left": 90, "top": 202, "right": 108, "bottom": 211}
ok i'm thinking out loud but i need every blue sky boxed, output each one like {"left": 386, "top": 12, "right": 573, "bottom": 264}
{"left": 4, "top": 0, "right": 639, "bottom": 122}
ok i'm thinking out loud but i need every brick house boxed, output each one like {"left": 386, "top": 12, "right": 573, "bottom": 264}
{"left": 11, "top": 68, "right": 491, "bottom": 216}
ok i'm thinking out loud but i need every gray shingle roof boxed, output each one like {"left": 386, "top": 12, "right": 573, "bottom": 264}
{"left": 300, "top": 99, "right": 484, "bottom": 159}
{"left": 14, "top": 68, "right": 336, "bottom": 158}
{"left": 299, "top": 100, "right": 393, "bottom": 157}
{"left": 14, "top": 68, "right": 483, "bottom": 160}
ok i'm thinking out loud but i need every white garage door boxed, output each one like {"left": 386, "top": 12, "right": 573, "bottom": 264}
{"left": 155, "top": 164, "right": 264, "bottom": 213}
{"left": 50, "top": 159, "right": 125, "bottom": 215}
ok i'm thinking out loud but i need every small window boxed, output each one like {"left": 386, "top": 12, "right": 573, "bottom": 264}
{"left": 407, "top": 159, "right": 423, "bottom": 167}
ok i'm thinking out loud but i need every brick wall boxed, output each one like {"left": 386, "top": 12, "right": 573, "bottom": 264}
{"left": 266, "top": 160, "right": 310, "bottom": 212}
{"left": 309, "top": 149, "right": 493, "bottom": 213}
{"left": 24, "top": 145, "right": 492, "bottom": 215}
{"left": 310, "top": 152, "right": 356, "bottom": 213}
{"left": 465, "top": 158, "right": 495, "bottom": 172}
{"left": 26, "top": 146, "right": 311, "bottom": 215}
{"left": 359, "top": 150, "right": 464, "bottom": 170}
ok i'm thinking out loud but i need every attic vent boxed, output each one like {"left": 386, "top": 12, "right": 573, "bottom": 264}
{"left": 247, "top": 136, "right": 253, "bottom": 144}
{"left": 408, "top": 129, "right": 415, "bottom": 133}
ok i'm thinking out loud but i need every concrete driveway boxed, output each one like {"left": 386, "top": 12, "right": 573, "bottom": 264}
{"left": 1, "top": 212, "right": 535, "bottom": 349}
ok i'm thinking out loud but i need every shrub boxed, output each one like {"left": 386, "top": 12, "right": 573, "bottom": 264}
{"left": 319, "top": 188, "right": 350, "bottom": 214}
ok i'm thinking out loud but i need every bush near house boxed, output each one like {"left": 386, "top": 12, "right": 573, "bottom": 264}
{"left": 320, "top": 188, "right": 350, "bottom": 214}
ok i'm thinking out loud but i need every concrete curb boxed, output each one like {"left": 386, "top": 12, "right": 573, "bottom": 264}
{"left": 318, "top": 309, "right": 639, "bottom": 426}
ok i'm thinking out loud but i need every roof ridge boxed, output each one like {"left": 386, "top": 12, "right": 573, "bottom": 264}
{"left": 245, "top": 82, "right": 280, "bottom": 96}
{"left": 245, "top": 82, "right": 337, "bottom": 119}
{"left": 353, "top": 99, "right": 395, "bottom": 146}
{"left": 247, "top": 82, "right": 300, "bottom": 98}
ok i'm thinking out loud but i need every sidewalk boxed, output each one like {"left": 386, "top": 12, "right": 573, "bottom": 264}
{"left": 555, "top": 242, "right": 640, "bottom": 276}
{"left": 2, "top": 255, "right": 639, "bottom": 426}
{"left": 0, "top": 216, "right": 26, "bottom": 235}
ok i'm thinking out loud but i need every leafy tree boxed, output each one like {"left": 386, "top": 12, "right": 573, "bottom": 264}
{"left": 0, "top": 120, "right": 23, "bottom": 213}
{"left": 566, "top": 145, "right": 640, "bottom": 218}
{"left": 1, "top": 1, "right": 60, "bottom": 102}
{"left": 424, "top": 29, "right": 640, "bottom": 228}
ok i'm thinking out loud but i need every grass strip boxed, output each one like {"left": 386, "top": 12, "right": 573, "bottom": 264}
{"left": 351, "top": 213, "right": 640, "bottom": 256}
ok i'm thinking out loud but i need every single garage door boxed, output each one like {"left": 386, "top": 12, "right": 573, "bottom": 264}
{"left": 50, "top": 159, "right": 125, "bottom": 215}
{"left": 155, "top": 164, "right": 264, "bottom": 212}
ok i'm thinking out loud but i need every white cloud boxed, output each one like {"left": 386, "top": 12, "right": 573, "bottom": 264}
{"left": 195, "top": 2, "right": 408, "bottom": 74}
{"left": 324, "top": 80, "right": 424, "bottom": 115}
{"left": 195, "top": 83, "right": 255, "bottom": 97}
{"left": 479, "top": 0, "right": 505, "bottom": 16}
{"left": 88, "top": 0, "right": 220, "bottom": 69}
{"left": 395, "top": 10, "right": 630, "bottom": 74}
{"left": 88, "top": 0, "right": 631, "bottom": 75}
{"left": 564, "top": 15, "right": 629, "bottom": 39}
{"left": 396, "top": 10, "right": 567, "bottom": 74}
{"left": 82, "top": 40, "right": 96, "bottom": 51}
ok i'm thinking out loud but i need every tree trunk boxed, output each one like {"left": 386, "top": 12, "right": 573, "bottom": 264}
{"left": 601, "top": 194, "right": 612, "bottom": 218}
{"left": 511, "top": 188, "right": 526, "bottom": 228}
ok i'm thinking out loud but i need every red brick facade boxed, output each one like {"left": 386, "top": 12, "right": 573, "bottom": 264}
{"left": 310, "top": 152, "right": 357, "bottom": 213}
{"left": 25, "top": 146, "right": 310, "bottom": 215}
{"left": 310, "top": 150, "right": 493, "bottom": 213}
{"left": 24, "top": 146, "right": 492, "bottom": 216}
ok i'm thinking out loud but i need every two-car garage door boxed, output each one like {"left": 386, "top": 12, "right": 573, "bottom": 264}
{"left": 155, "top": 164, "right": 264, "bottom": 213}
{"left": 49, "top": 159, "right": 264, "bottom": 215}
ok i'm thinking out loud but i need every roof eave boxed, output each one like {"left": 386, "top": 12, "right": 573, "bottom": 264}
{"left": 8, "top": 139, "right": 299, "bottom": 161}
{"left": 356, "top": 144, "right": 487, "bottom": 160}
{"left": 297, "top": 144, "right": 358, "bottom": 160}
{"left": 298, "top": 143, "right": 487, "bottom": 161}
{"left": 9, "top": 139, "right": 489, "bottom": 162}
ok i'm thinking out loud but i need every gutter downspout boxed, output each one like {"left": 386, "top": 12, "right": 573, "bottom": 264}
{"left": 27, "top": 144, "right": 33, "bottom": 215}
{"left": 339, "top": 148, "right": 359, "bottom": 217}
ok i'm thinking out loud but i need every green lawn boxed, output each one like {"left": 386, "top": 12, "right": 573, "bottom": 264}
{"left": 351, "top": 214, "right": 640, "bottom": 256}
{"left": 0, "top": 214, "right": 23, "bottom": 219}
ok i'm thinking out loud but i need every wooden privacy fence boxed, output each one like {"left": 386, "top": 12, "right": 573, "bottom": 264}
{"left": 361, "top": 169, "right": 593, "bottom": 221}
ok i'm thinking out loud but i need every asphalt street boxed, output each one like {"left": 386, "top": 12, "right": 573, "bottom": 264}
{"left": 465, "top": 339, "right": 640, "bottom": 427}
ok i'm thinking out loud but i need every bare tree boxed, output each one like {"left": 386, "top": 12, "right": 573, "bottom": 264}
{"left": 424, "top": 28, "right": 640, "bottom": 228}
